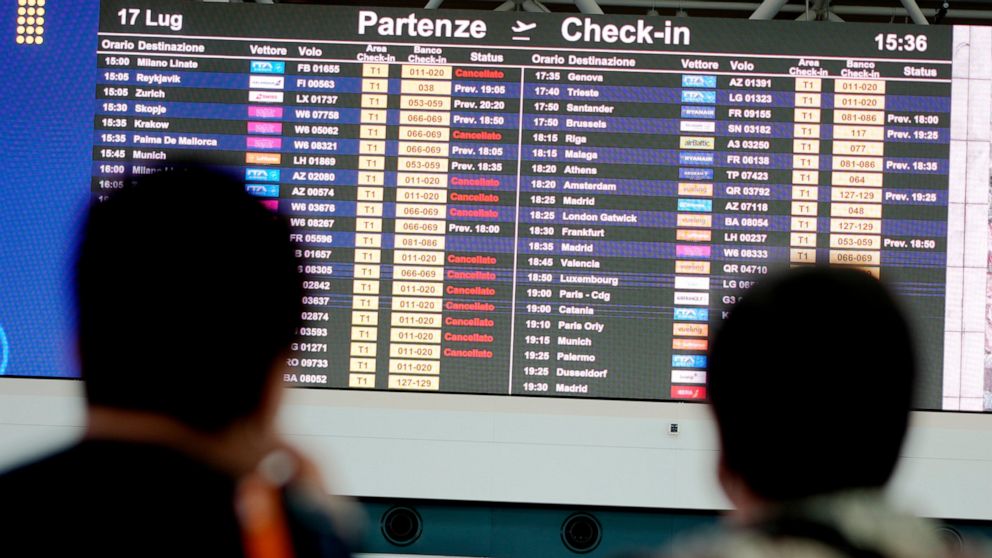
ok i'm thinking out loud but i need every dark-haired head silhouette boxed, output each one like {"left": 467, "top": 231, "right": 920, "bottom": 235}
{"left": 708, "top": 266, "right": 916, "bottom": 504}
{"left": 76, "top": 165, "right": 302, "bottom": 432}
{"left": 0, "top": 164, "right": 354, "bottom": 557}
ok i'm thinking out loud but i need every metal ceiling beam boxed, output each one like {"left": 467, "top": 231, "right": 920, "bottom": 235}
{"left": 834, "top": 5, "right": 984, "bottom": 17}
{"left": 899, "top": 0, "right": 930, "bottom": 23}
{"left": 492, "top": 0, "right": 992, "bottom": 20}
{"left": 749, "top": 0, "right": 789, "bottom": 19}
{"left": 575, "top": 0, "right": 606, "bottom": 13}
{"left": 522, "top": 0, "right": 552, "bottom": 12}
{"left": 811, "top": 0, "right": 829, "bottom": 20}
{"left": 522, "top": 0, "right": 764, "bottom": 13}
{"left": 796, "top": 9, "right": 844, "bottom": 20}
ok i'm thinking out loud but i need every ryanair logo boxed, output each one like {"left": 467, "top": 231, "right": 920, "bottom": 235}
{"left": 681, "top": 106, "right": 716, "bottom": 119}
{"left": 679, "top": 152, "right": 714, "bottom": 166}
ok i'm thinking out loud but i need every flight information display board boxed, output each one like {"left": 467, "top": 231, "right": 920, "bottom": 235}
{"left": 93, "top": 0, "right": 953, "bottom": 403}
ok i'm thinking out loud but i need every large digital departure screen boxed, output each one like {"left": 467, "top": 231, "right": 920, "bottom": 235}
{"left": 5, "top": 0, "right": 992, "bottom": 410}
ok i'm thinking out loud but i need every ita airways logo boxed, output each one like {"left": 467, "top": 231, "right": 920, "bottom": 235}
{"left": 15, "top": 0, "right": 46, "bottom": 46}
{"left": 511, "top": 20, "right": 536, "bottom": 41}
{"left": 0, "top": 324, "right": 8, "bottom": 375}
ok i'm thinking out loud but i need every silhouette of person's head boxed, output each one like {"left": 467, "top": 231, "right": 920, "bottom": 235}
{"left": 75, "top": 165, "right": 301, "bottom": 433}
{"left": 707, "top": 267, "right": 916, "bottom": 504}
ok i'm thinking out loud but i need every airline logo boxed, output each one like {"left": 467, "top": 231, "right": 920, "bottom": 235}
{"left": 247, "top": 137, "right": 282, "bottom": 150}
{"left": 679, "top": 136, "right": 714, "bottom": 150}
{"left": 246, "top": 152, "right": 282, "bottom": 165}
{"left": 682, "top": 75, "right": 717, "bottom": 88}
{"left": 679, "top": 152, "right": 714, "bottom": 166}
{"left": 671, "top": 386, "right": 707, "bottom": 399}
{"left": 674, "top": 292, "right": 709, "bottom": 306}
{"left": 674, "top": 308, "right": 708, "bottom": 321}
{"left": 676, "top": 214, "right": 712, "bottom": 228}
{"left": 250, "top": 61, "right": 286, "bottom": 74}
{"left": 248, "top": 106, "right": 284, "bottom": 119}
{"left": 678, "top": 182, "right": 713, "bottom": 196}
{"left": 248, "top": 91, "right": 284, "bottom": 103}
{"left": 672, "top": 339, "right": 708, "bottom": 351}
{"left": 681, "top": 90, "right": 716, "bottom": 104}
{"left": 674, "top": 261, "right": 710, "bottom": 274}
{"left": 245, "top": 168, "right": 281, "bottom": 182}
{"left": 677, "top": 199, "right": 712, "bottom": 212}
{"left": 672, "top": 355, "right": 707, "bottom": 368}
{"left": 679, "top": 169, "right": 713, "bottom": 180}
{"left": 261, "top": 200, "right": 280, "bottom": 212}
{"left": 674, "top": 276, "right": 710, "bottom": 290}
{"left": 248, "top": 122, "right": 283, "bottom": 135}
{"left": 671, "top": 370, "right": 707, "bottom": 384}
{"left": 680, "top": 121, "right": 716, "bottom": 133}
{"left": 245, "top": 184, "right": 280, "bottom": 198}
{"left": 672, "top": 322, "right": 709, "bottom": 336}
{"left": 675, "top": 245, "right": 711, "bottom": 258}
{"left": 249, "top": 75, "right": 285, "bottom": 90}
{"left": 679, "top": 168, "right": 713, "bottom": 180}
{"left": 681, "top": 106, "right": 716, "bottom": 119}
{"left": 676, "top": 229, "right": 712, "bottom": 242}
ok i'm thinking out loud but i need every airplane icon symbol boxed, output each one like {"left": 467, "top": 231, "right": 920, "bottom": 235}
{"left": 512, "top": 21, "right": 537, "bottom": 33}
{"left": 512, "top": 20, "right": 536, "bottom": 40}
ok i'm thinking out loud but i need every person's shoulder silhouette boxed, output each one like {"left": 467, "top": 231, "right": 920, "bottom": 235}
{"left": 663, "top": 267, "right": 958, "bottom": 558}
{"left": 0, "top": 164, "right": 353, "bottom": 558}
